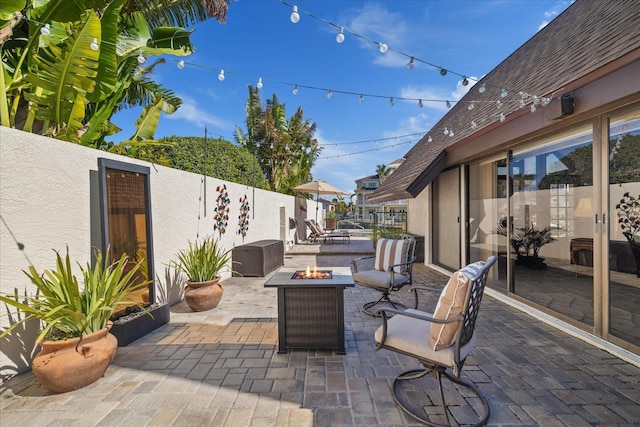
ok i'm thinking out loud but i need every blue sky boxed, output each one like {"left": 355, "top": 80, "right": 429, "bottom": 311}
{"left": 109, "top": 0, "right": 572, "bottom": 194}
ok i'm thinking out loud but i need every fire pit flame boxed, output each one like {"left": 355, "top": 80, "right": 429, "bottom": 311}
{"left": 292, "top": 266, "right": 332, "bottom": 280}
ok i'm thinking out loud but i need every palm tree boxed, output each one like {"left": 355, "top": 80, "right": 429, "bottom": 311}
{"left": 376, "top": 164, "right": 391, "bottom": 187}
{"left": 0, "top": 0, "right": 229, "bottom": 148}
{"left": 236, "top": 86, "right": 322, "bottom": 194}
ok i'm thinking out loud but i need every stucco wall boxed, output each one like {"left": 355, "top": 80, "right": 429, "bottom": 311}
{"left": 0, "top": 127, "right": 308, "bottom": 377}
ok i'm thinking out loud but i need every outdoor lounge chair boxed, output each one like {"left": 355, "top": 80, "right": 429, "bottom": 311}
{"left": 352, "top": 235, "right": 417, "bottom": 316}
{"left": 374, "top": 255, "right": 496, "bottom": 426}
{"left": 304, "top": 219, "right": 350, "bottom": 244}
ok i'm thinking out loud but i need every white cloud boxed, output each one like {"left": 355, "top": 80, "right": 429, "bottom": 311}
{"left": 342, "top": 3, "right": 413, "bottom": 68}
{"left": 166, "top": 94, "right": 228, "bottom": 129}
{"left": 538, "top": 1, "right": 573, "bottom": 30}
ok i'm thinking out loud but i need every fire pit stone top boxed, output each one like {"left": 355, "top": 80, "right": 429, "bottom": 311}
{"left": 292, "top": 270, "right": 332, "bottom": 280}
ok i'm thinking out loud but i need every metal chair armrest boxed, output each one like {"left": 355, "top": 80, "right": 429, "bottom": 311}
{"left": 410, "top": 285, "right": 443, "bottom": 294}
{"left": 352, "top": 255, "right": 376, "bottom": 273}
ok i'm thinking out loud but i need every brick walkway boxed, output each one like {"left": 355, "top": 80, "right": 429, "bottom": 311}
{"left": 1, "top": 238, "right": 639, "bottom": 426}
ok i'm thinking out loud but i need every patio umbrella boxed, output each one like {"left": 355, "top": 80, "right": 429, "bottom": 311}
{"left": 293, "top": 180, "right": 348, "bottom": 221}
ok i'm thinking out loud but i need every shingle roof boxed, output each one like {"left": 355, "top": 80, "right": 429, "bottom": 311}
{"left": 371, "top": 0, "right": 640, "bottom": 202}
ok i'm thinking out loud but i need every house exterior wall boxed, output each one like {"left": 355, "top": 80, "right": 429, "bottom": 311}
{"left": 418, "top": 59, "right": 640, "bottom": 357}
{"left": 0, "top": 127, "right": 307, "bottom": 377}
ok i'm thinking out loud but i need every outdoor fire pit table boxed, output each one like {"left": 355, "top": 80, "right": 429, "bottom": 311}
{"left": 264, "top": 267, "right": 354, "bottom": 354}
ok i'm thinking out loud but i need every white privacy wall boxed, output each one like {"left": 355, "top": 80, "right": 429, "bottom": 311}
{"left": 0, "top": 127, "right": 307, "bottom": 377}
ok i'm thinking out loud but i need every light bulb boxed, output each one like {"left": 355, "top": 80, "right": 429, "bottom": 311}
{"left": 501, "top": 88, "right": 508, "bottom": 98}
{"left": 336, "top": 27, "right": 345, "bottom": 43}
{"left": 418, "top": 99, "right": 423, "bottom": 108}
{"left": 471, "top": 121, "right": 478, "bottom": 129}
{"left": 406, "top": 57, "right": 414, "bottom": 70}
{"left": 440, "top": 68, "right": 447, "bottom": 76}
{"left": 519, "top": 99, "right": 526, "bottom": 108}
{"left": 137, "top": 51, "right": 146, "bottom": 64}
{"left": 327, "top": 90, "right": 333, "bottom": 99}
{"left": 389, "top": 97, "right": 394, "bottom": 107}
{"left": 446, "top": 100, "right": 451, "bottom": 109}
{"left": 177, "top": 60, "right": 184, "bottom": 69}
{"left": 449, "top": 130, "right": 454, "bottom": 137}
{"left": 90, "top": 38, "right": 99, "bottom": 51}
{"left": 533, "top": 96, "right": 541, "bottom": 105}
{"left": 378, "top": 43, "right": 388, "bottom": 53}
{"left": 499, "top": 113, "right": 506, "bottom": 122}
{"left": 290, "top": 5, "right": 300, "bottom": 23}
{"left": 468, "top": 102, "right": 475, "bottom": 110}
{"left": 530, "top": 104, "right": 537, "bottom": 113}
{"left": 496, "top": 100, "right": 503, "bottom": 108}
{"left": 428, "top": 136, "right": 433, "bottom": 143}
{"left": 462, "top": 77, "right": 469, "bottom": 86}
{"left": 444, "top": 127, "right": 449, "bottom": 135}
{"left": 292, "top": 85, "right": 298, "bottom": 95}
{"left": 479, "top": 83, "right": 486, "bottom": 94}
{"left": 218, "top": 69, "right": 225, "bottom": 81}
{"left": 359, "top": 94, "right": 364, "bottom": 103}
{"left": 256, "top": 77, "right": 263, "bottom": 89}
{"left": 40, "top": 24, "right": 51, "bottom": 36}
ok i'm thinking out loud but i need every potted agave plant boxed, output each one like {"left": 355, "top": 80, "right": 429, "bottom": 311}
{"left": 0, "top": 248, "right": 149, "bottom": 393}
{"left": 172, "top": 236, "right": 232, "bottom": 312}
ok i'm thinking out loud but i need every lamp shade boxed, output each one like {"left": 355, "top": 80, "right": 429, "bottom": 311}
{"left": 574, "top": 198, "right": 593, "bottom": 217}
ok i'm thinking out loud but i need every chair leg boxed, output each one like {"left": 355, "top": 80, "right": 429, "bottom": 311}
{"left": 361, "top": 292, "right": 407, "bottom": 317}
{"left": 392, "top": 367, "right": 490, "bottom": 426}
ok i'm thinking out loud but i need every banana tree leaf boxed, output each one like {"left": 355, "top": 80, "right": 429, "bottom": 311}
{"left": 115, "top": 11, "right": 151, "bottom": 58}
{"left": 0, "top": 0, "right": 25, "bottom": 22}
{"left": 146, "top": 27, "right": 195, "bottom": 56}
{"left": 88, "top": 0, "right": 128, "bottom": 103}
{"left": 24, "top": 12, "right": 100, "bottom": 130}
{"left": 128, "top": 96, "right": 165, "bottom": 141}
{"left": 29, "top": 0, "right": 107, "bottom": 24}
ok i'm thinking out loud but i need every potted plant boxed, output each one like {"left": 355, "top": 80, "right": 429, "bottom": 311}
{"left": 495, "top": 223, "right": 556, "bottom": 269}
{"left": 0, "top": 248, "right": 149, "bottom": 393}
{"left": 172, "top": 236, "right": 232, "bottom": 311}
{"left": 325, "top": 209, "right": 338, "bottom": 230}
{"left": 616, "top": 192, "right": 640, "bottom": 277}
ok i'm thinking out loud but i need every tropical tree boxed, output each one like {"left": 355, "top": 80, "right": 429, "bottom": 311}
{"left": 376, "top": 164, "right": 390, "bottom": 186}
{"left": 0, "top": 0, "right": 229, "bottom": 148}
{"left": 235, "top": 86, "right": 322, "bottom": 194}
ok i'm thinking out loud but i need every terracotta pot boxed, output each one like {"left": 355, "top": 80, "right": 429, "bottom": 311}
{"left": 32, "top": 326, "right": 117, "bottom": 393}
{"left": 184, "top": 277, "right": 224, "bottom": 311}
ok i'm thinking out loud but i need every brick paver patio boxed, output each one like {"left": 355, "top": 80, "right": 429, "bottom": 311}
{"left": 1, "top": 238, "right": 639, "bottom": 426}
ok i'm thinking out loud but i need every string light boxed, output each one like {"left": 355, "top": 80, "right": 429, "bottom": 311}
{"left": 496, "top": 100, "right": 503, "bottom": 108}
{"left": 256, "top": 77, "right": 263, "bottom": 89}
{"left": 501, "top": 88, "right": 508, "bottom": 98}
{"left": 327, "top": 90, "right": 333, "bottom": 99}
{"left": 90, "top": 38, "right": 99, "bottom": 51}
{"left": 137, "top": 51, "right": 146, "bottom": 64}
{"left": 446, "top": 100, "right": 451, "bottom": 108}
{"left": 406, "top": 57, "right": 414, "bottom": 70}
{"left": 479, "top": 84, "right": 486, "bottom": 94}
{"left": 389, "top": 97, "right": 394, "bottom": 107}
{"left": 378, "top": 43, "right": 388, "bottom": 53}
{"left": 440, "top": 68, "right": 447, "bottom": 76}
{"left": 471, "top": 120, "right": 478, "bottom": 129}
{"left": 500, "top": 113, "right": 506, "bottom": 122}
{"left": 292, "top": 84, "right": 298, "bottom": 95}
{"left": 530, "top": 104, "right": 536, "bottom": 113}
{"left": 461, "top": 77, "right": 469, "bottom": 86}
{"left": 359, "top": 94, "right": 364, "bottom": 103}
{"left": 290, "top": 5, "right": 300, "bottom": 23}
{"left": 336, "top": 27, "right": 345, "bottom": 43}
{"left": 428, "top": 136, "right": 433, "bottom": 143}
{"left": 418, "top": 99, "right": 423, "bottom": 108}
{"left": 40, "top": 23, "right": 50, "bottom": 36}
{"left": 444, "top": 127, "right": 449, "bottom": 135}
{"left": 218, "top": 69, "right": 225, "bottom": 81}
{"left": 177, "top": 60, "right": 184, "bottom": 69}
{"left": 467, "top": 101, "right": 475, "bottom": 110}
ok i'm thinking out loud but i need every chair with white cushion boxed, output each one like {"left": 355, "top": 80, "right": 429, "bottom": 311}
{"left": 374, "top": 256, "right": 496, "bottom": 426}
{"left": 352, "top": 236, "right": 417, "bottom": 316}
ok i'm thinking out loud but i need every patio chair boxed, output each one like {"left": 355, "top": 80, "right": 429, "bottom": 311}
{"left": 373, "top": 255, "right": 497, "bottom": 426}
{"left": 305, "top": 219, "right": 350, "bottom": 244}
{"left": 352, "top": 235, "right": 417, "bottom": 316}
